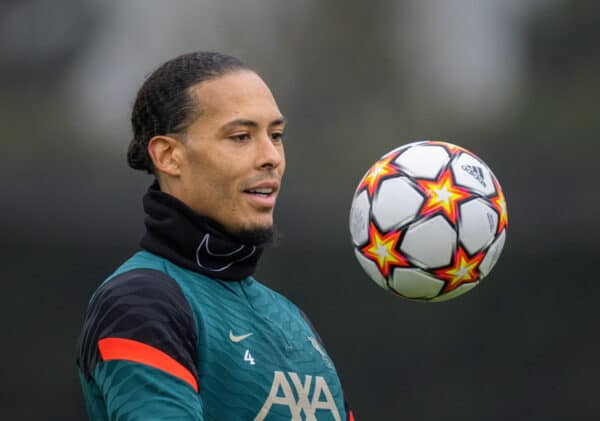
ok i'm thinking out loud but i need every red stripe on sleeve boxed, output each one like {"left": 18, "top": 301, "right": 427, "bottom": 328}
{"left": 98, "top": 337, "right": 198, "bottom": 393}
{"left": 348, "top": 410, "right": 356, "bottom": 421}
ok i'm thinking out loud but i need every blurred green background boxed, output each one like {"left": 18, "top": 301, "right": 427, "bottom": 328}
{"left": 1, "top": 0, "right": 598, "bottom": 419}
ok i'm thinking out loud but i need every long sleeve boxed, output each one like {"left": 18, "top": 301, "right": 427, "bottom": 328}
{"left": 76, "top": 269, "right": 204, "bottom": 420}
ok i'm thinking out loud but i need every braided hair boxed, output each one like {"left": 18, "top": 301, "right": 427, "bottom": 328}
{"left": 128, "top": 52, "right": 251, "bottom": 174}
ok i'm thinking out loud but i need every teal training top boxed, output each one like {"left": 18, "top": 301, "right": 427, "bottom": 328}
{"left": 77, "top": 250, "right": 349, "bottom": 420}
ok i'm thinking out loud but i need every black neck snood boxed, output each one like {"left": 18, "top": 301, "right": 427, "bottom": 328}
{"left": 140, "top": 182, "right": 265, "bottom": 281}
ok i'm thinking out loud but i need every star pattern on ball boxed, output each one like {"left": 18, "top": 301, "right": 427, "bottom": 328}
{"left": 435, "top": 247, "right": 485, "bottom": 293}
{"left": 416, "top": 168, "right": 472, "bottom": 225}
{"left": 357, "top": 153, "right": 400, "bottom": 198}
{"left": 425, "top": 140, "right": 468, "bottom": 156}
{"left": 361, "top": 223, "right": 409, "bottom": 277}
{"left": 490, "top": 179, "right": 508, "bottom": 234}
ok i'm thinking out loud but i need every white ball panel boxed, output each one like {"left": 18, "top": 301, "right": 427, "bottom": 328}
{"left": 354, "top": 249, "right": 389, "bottom": 290}
{"left": 349, "top": 190, "right": 371, "bottom": 246}
{"left": 479, "top": 229, "right": 506, "bottom": 278}
{"left": 401, "top": 215, "right": 456, "bottom": 268}
{"left": 459, "top": 199, "right": 498, "bottom": 254}
{"left": 430, "top": 282, "right": 479, "bottom": 302}
{"left": 372, "top": 177, "right": 423, "bottom": 231}
{"left": 394, "top": 145, "right": 449, "bottom": 179}
{"left": 390, "top": 268, "right": 445, "bottom": 299}
{"left": 451, "top": 153, "right": 496, "bottom": 196}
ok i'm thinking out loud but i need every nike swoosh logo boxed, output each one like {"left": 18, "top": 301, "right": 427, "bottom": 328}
{"left": 308, "top": 336, "right": 334, "bottom": 369}
{"left": 307, "top": 336, "right": 327, "bottom": 358}
{"left": 195, "top": 234, "right": 256, "bottom": 272}
{"left": 229, "top": 330, "right": 253, "bottom": 343}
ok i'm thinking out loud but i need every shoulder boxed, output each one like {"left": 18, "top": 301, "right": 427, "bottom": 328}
{"left": 93, "top": 267, "right": 189, "bottom": 310}
{"left": 107, "top": 250, "right": 171, "bottom": 281}
{"left": 77, "top": 268, "right": 198, "bottom": 381}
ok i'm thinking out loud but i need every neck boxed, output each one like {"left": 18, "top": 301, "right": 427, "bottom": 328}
{"left": 139, "top": 181, "right": 267, "bottom": 281}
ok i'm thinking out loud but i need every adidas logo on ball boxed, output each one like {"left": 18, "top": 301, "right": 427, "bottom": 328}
{"left": 461, "top": 164, "right": 487, "bottom": 188}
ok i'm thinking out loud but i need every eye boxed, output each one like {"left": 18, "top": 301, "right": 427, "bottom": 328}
{"left": 229, "top": 133, "right": 251, "bottom": 142}
{"left": 271, "top": 131, "right": 284, "bottom": 142}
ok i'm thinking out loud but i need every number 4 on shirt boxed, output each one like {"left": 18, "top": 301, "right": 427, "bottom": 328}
{"left": 244, "top": 349, "right": 255, "bottom": 365}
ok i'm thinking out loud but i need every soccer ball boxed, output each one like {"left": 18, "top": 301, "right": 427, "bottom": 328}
{"left": 349, "top": 140, "right": 507, "bottom": 302}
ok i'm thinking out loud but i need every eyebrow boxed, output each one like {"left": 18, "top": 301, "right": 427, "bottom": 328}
{"left": 220, "top": 116, "right": 287, "bottom": 131}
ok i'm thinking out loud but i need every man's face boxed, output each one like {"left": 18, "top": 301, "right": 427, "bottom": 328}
{"left": 177, "top": 70, "right": 286, "bottom": 236}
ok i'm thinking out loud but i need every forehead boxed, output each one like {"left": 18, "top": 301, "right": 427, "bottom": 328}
{"left": 189, "top": 70, "right": 282, "bottom": 125}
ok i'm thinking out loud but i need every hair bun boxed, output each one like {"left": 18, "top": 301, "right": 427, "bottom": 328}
{"left": 127, "top": 138, "right": 152, "bottom": 173}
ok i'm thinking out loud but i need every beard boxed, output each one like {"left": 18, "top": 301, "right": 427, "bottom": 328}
{"left": 234, "top": 224, "right": 280, "bottom": 246}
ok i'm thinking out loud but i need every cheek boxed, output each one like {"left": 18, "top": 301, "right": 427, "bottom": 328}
{"left": 200, "top": 164, "right": 242, "bottom": 207}
{"left": 184, "top": 158, "right": 227, "bottom": 202}
{"left": 278, "top": 148, "right": 286, "bottom": 176}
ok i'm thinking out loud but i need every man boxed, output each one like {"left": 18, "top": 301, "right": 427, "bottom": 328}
{"left": 76, "top": 51, "right": 355, "bottom": 421}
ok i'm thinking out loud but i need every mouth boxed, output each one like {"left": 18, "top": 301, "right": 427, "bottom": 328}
{"left": 244, "top": 187, "right": 276, "bottom": 197}
{"left": 242, "top": 181, "right": 280, "bottom": 208}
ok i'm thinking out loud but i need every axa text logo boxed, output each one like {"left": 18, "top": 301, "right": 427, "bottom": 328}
{"left": 254, "top": 371, "right": 341, "bottom": 421}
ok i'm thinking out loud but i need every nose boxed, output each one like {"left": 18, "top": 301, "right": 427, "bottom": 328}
{"left": 256, "top": 133, "right": 284, "bottom": 170}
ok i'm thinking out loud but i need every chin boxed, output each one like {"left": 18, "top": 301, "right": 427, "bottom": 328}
{"left": 244, "top": 215, "right": 273, "bottom": 231}
{"left": 234, "top": 222, "right": 277, "bottom": 245}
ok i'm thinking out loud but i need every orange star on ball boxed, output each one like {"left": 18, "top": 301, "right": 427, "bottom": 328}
{"left": 435, "top": 247, "right": 485, "bottom": 292}
{"left": 361, "top": 223, "right": 410, "bottom": 277}
{"left": 358, "top": 153, "right": 400, "bottom": 198}
{"left": 490, "top": 178, "right": 508, "bottom": 234}
{"left": 416, "top": 168, "right": 472, "bottom": 225}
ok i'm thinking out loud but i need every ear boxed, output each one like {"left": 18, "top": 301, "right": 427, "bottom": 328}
{"left": 147, "top": 135, "right": 183, "bottom": 177}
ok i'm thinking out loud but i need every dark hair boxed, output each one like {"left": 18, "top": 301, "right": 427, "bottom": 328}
{"left": 127, "top": 51, "right": 251, "bottom": 173}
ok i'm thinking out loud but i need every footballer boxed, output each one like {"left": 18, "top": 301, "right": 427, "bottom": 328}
{"left": 76, "top": 51, "right": 356, "bottom": 421}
